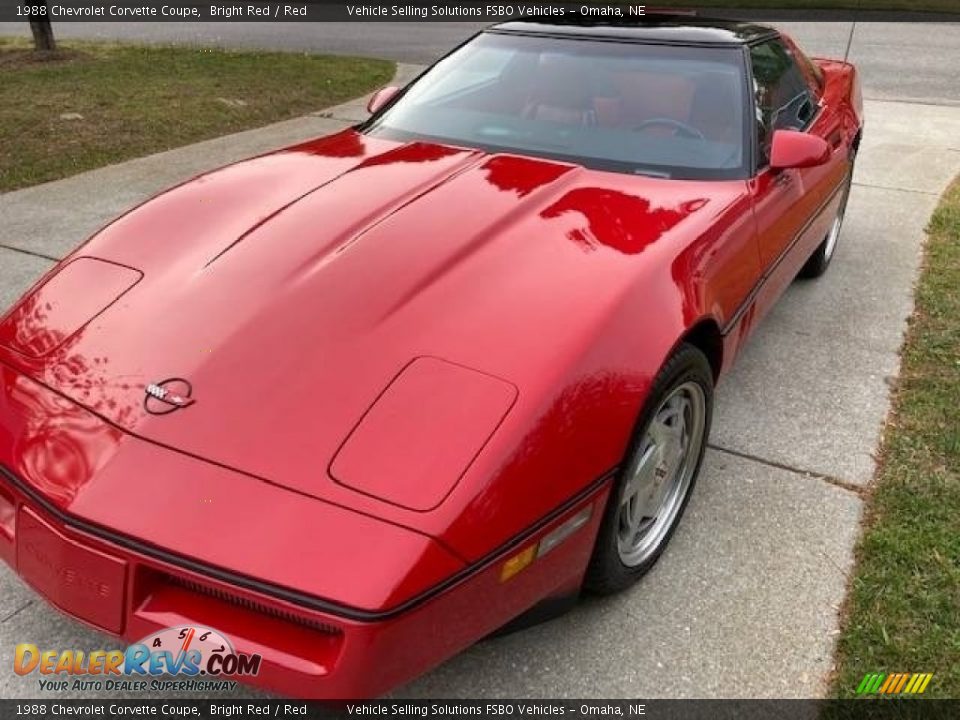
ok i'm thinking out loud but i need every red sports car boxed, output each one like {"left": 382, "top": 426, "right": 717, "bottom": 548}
{"left": 0, "top": 17, "right": 862, "bottom": 698}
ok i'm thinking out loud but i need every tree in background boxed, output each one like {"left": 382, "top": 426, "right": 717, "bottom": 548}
{"left": 28, "top": 1, "right": 56, "bottom": 52}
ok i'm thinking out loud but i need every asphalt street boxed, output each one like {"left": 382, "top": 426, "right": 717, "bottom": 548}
{"left": 0, "top": 19, "right": 958, "bottom": 104}
{"left": 1, "top": 20, "right": 959, "bottom": 700}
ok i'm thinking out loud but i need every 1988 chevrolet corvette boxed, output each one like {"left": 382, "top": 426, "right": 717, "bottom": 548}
{"left": 0, "top": 17, "right": 862, "bottom": 697}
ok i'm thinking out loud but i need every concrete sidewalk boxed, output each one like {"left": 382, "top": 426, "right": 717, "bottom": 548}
{"left": 2, "top": 63, "right": 960, "bottom": 700}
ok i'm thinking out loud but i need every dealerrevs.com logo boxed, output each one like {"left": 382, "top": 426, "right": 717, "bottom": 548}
{"left": 14, "top": 625, "right": 261, "bottom": 693}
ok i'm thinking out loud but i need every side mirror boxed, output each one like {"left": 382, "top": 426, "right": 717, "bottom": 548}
{"left": 769, "top": 129, "right": 831, "bottom": 170}
{"left": 367, "top": 86, "right": 400, "bottom": 115}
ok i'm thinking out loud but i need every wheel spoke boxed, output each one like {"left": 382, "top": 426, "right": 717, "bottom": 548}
{"left": 633, "top": 485, "right": 659, "bottom": 527}
{"left": 622, "top": 443, "right": 657, "bottom": 499}
{"left": 648, "top": 417, "right": 672, "bottom": 448}
{"left": 625, "top": 494, "right": 644, "bottom": 534}
{"left": 674, "top": 396, "right": 689, "bottom": 443}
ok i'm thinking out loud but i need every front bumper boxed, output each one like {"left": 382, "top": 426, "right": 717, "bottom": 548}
{"left": 0, "top": 363, "right": 606, "bottom": 698}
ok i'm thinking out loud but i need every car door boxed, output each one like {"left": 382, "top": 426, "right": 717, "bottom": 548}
{"left": 746, "top": 37, "right": 847, "bottom": 323}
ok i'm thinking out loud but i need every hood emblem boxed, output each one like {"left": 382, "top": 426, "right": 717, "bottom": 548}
{"left": 144, "top": 378, "right": 196, "bottom": 415}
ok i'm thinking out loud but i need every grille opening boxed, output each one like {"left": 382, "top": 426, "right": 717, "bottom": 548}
{"left": 157, "top": 572, "right": 343, "bottom": 636}
{"left": 132, "top": 567, "right": 345, "bottom": 677}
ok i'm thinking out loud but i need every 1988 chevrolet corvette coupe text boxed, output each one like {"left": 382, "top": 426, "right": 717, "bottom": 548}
{"left": 0, "top": 18, "right": 862, "bottom": 697}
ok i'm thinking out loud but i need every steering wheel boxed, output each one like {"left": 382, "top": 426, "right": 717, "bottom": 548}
{"left": 633, "top": 118, "right": 706, "bottom": 141}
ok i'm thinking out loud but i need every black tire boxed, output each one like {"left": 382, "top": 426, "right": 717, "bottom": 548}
{"left": 798, "top": 169, "right": 853, "bottom": 279}
{"left": 584, "top": 343, "right": 713, "bottom": 595}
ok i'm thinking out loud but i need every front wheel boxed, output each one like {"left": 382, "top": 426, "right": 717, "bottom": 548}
{"left": 584, "top": 344, "right": 713, "bottom": 594}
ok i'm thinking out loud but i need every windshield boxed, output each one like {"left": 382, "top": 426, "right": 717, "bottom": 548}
{"left": 363, "top": 32, "right": 749, "bottom": 180}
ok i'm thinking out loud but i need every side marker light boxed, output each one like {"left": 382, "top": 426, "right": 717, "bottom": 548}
{"left": 499, "top": 505, "right": 594, "bottom": 582}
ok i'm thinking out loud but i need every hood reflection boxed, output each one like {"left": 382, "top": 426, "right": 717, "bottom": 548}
{"left": 542, "top": 188, "right": 706, "bottom": 255}
{"left": 481, "top": 155, "right": 574, "bottom": 198}
{"left": 2, "top": 366, "right": 123, "bottom": 508}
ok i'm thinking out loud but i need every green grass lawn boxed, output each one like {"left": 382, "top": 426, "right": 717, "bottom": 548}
{"left": 0, "top": 38, "right": 393, "bottom": 192}
{"left": 831, "top": 178, "right": 960, "bottom": 699}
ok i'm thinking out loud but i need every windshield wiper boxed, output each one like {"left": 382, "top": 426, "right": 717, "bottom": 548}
{"left": 632, "top": 168, "right": 672, "bottom": 179}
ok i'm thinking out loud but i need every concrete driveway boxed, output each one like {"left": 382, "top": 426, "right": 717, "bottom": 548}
{"left": 1, "top": 22, "right": 960, "bottom": 700}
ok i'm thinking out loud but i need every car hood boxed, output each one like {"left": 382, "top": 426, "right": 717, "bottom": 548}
{"left": 0, "top": 130, "right": 732, "bottom": 550}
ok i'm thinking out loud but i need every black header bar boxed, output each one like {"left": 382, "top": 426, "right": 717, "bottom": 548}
{"left": 4, "top": 1, "right": 960, "bottom": 23}
{"left": 2, "top": 700, "right": 960, "bottom": 720}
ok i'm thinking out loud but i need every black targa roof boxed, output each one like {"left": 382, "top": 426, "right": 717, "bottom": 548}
{"left": 489, "top": 16, "right": 779, "bottom": 47}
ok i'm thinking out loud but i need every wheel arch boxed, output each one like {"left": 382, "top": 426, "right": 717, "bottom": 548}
{"left": 678, "top": 317, "right": 724, "bottom": 382}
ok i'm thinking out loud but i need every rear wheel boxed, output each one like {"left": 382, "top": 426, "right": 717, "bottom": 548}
{"left": 584, "top": 344, "right": 713, "bottom": 594}
{"left": 799, "top": 169, "right": 853, "bottom": 279}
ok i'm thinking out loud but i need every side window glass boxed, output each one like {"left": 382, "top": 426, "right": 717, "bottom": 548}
{"left": 782, "top": 34, "right": 824, "bottom": 97}
{"left": 750, "top": 40, "right": 815, "bottom": 166}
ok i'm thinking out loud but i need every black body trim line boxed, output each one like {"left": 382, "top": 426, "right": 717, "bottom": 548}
{"left": 0, "top": 463, "right": 615, "bottom": 623}
{"left": 720, "top": 170, "right": 850, "bottom": 337}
